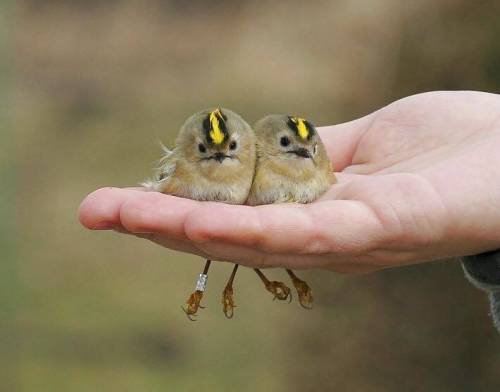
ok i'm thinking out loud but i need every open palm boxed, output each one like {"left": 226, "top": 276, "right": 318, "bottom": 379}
{"left": 79, "top": 91, "right": 500, "bottom": 273}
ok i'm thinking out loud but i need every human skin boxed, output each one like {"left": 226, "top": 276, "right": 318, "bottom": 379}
{"left": 78, "top": 91, "right": 500, "bottom": 274}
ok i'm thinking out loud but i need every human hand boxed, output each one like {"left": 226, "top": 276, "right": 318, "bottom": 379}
{"left": 78, "top": 91, "right": 500, "bottom": 273}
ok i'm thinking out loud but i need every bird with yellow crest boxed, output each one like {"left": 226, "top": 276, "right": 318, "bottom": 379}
{"left": 143, "top": 107, "right": 258, "bottom": 319}
{"left": 248, "top": 114, "right": 336, "bottom": 308}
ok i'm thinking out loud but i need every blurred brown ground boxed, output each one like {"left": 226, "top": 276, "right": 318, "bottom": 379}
{"left": 4, "top": 0, "right": 500, "bottom": 390}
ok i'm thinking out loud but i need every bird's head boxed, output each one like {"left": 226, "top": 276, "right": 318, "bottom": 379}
{"left": 254, "top": 115, "right": 325, "bottom": 172}
{"left": 176, "top": 107, "right": 255, "bottom": 179}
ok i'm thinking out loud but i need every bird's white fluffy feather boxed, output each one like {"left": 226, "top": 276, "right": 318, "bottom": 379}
{"left": 141, "top": 143, "right": 176, "bottom": 191}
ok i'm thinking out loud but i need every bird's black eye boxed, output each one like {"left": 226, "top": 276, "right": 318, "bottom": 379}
{"left": 198, "top": 143, "right": 206, "bottom": 153}
{"left": 229, "top": 140, "right": 237, "bottom": 150}
{"left": 280, "top": 136, "right": 290, "bottom": 147}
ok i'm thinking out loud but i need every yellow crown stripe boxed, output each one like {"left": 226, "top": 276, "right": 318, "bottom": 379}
{"left": 293, "top": 117, "right": 309, "bottom": 140}
{"left": 209, "top": 109, "right": 225, "bottom": 144}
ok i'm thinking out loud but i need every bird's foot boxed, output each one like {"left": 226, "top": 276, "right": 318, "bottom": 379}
{"left": 289, "top": 275, "right": 313, "bottom": 309}
{"left": 222, "top": 284, "right": 236, "bottom": 319}
{"left": 182, "top": 290, "right": 204, "bottom": 321}
{"left": 265, "top": 281, "right": 292, "bottom": 302}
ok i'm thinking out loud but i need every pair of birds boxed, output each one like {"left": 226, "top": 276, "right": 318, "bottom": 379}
{"left": 143, "top": 108, "right": 335, "bottom": 319}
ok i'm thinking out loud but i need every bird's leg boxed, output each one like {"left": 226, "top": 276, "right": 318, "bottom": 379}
{"left": 182, "top": 260, "right": 211, "bottom": 320}
{"left": 221, "top": 264, "right": 239, "bottom": 319}
{"left": 254, "top": 268, "right": 291, "bottom": 302}
{"left": 286, "top": 269, "right": 313, "bottom": 309}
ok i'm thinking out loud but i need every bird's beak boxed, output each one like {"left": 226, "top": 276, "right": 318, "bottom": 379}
{"left": 291, "top": 148, "right": 312, "bottom": 159}
{"left": 213, "top": 152, "right": 226, "bottom": 163}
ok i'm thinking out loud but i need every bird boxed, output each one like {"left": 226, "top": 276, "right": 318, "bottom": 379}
{"left": 142, "top": 107, "right": 256, "bottom": 319}
{"left": 247, "top": 114, "right": 336, "bottom": 308}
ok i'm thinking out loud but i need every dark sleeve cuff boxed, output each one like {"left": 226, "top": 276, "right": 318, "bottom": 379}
{"left": 461, "top": 250, "right": 500, "bottom": 292}
{"left": 460, "top": 250, "right": 500, "bottom": 334}
{"left": 490, "top": 292, "right": 500, "bottom": 333}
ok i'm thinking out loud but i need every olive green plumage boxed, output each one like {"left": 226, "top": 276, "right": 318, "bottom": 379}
{"left": 248, "top": 114, "right": 335, "bottom": 206}
{"left": 143, "top": 107, "right": 256, "bottom": 205}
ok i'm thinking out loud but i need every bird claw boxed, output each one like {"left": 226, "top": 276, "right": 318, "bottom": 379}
{"left": 265, "top": 281, "right": 292, "bottom": 302}
{"left": 222, "top": 285, "right": 236, "bottom": 319}
{"left": 291, "top": 278, "right": 313, "bottom": 309}
{"left": 182, "top": 290, "right": 204, "bottom": 321}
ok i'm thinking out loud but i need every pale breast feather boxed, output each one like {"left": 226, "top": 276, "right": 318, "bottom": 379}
{"left": 249, "top": 169, "right": 330, "bottom": 205}
{"left": 179, "top": 182, "right": 249, "bottom": 204}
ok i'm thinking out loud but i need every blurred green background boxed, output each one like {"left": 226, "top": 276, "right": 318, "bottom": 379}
{"left": 4, "top": 0, "right": 500, "bottom": 390}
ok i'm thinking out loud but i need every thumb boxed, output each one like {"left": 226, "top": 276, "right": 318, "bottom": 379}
{"left": 317, "top": 112, "right": 375, "bottom": 171}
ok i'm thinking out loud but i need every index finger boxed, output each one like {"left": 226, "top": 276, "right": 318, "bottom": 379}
{"left": 183, "top": 199, "right": 385, "bottom": 256}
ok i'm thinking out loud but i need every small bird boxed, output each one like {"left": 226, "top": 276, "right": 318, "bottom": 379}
{"left": 247, "top": 115, "right": 336, "bottom": 308}
{"left": 143, "top": 107, "right": 256, "bottom": 319}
